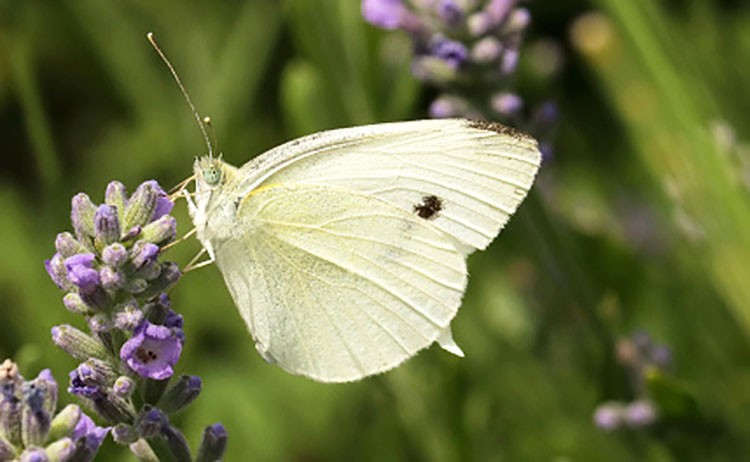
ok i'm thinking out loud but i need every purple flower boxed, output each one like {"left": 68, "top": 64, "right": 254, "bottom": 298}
{"left": 150, "top": 182, "right": 174, "bottom": 221}
{"left": 64, "top": 253, "right": 100, "bottom": 292}
{"left": 429, "top": 37, "right": 469, "bottom": 69}
{"left": 131, "top": 242, "right": 160, "bottom": 269}
{"left": 625, "top": 400, "right": 657, "bottom": 427}
{"left": 120, "top": 321, "right": 183, "bottom": 380}
{"left": 68, "top": 365, "right": 103, "bottom": 399}
{"left": 485, "top": 0, "right": 517, "bottom": 25}
{"left": 438, "top": 0, "right": 463, "bottom": 25}
{"left": 362, "top": 0, "right": 418, "bottom": 30}
{"left": 72, "top": 412, "right": 110, "bottom": 454}
{"left": 491, "top": 92, "right": 524, "bottom": 116}
{"left": 593, "top": 402, "right": 623, "bottom": 431}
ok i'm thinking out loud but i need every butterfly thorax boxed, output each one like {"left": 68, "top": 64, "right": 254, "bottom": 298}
{"left": 190, "top": 156, "right": 242, "bottom": 259}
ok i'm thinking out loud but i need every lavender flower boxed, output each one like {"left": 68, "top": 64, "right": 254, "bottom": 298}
{"left": 0, "top": 360, "right": 107, "bottom": 461}
{"left": 120, "top": 321, "right": 183, "bottom": 380}
{"left": 362, "top": 0, "right": 558, "bottom": 154}
{"left": 593, "top": 402, "right": 624, "bottom": 431}
{"left": 45, "top": 180, "right": 226, "bottom": 460}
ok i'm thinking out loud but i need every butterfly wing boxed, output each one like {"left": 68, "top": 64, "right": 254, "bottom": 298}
{"left": 234, "top": 119, "right": 541, "bottom": 254}
{"left": 214, "top": 183, "right": 467, "bottom": 382}
{"left": 206, "top": 119, "right": 541, "bottom": 382}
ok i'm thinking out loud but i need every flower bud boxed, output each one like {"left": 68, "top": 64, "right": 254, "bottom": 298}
{"left": 500, "top": 48, "right": 519, "bottom": 75}
{"left": 51, "top": 325, "right": 109, "bottom": 361}
{"left": 48, "top": 405, "right": 82, "bottom": 441}
{"left": 54, "top": 233, "right": 87, "bottom": 258}
{"left": 87, "top": 314, "right": 113, "bottom": 334}
{"left": 113, "top": 377, "right": 136, "bottom": 399}
{"left": 101, "top": 243, "right": 128, "bottom": 268}
{"left": 429, "top": 95, "right": 468, "bottom": 119}
{"left": 45, "top": 437, "right": 74, "bottom": 462}
{"left": 163, "top": 424, "right": 192, "bottom": 462}
{"left": 196, "top": 423, "right": 228, "bottom": 462}
{"left": 1, "top": 359, "right": 24, "bottom": 446}
{"left": 0, "top": 434, "right": 15, "bottom": 459}
{"left": 94, "top": 204, "right": 121, "bottom": 247}
{"left": 111, "top": 423, "right": 138, "bottom": 445}
{"left": 105, "top": 181, "right": 127, "bottom": 217}
{"left": 131, "top": 242, "right": 160, "bottom": 270}
{"left": 44, "top": 254, "right": 69, "bottom": 291}
{"left": 21, "top": 382, "right": 52, "bottom": 447}
{"left": 141, "top": 215, "right": 177, "bottom": 246}
{"left": 158, "top": 375, "right": 201, "bottom": 414}
{"left": 134, "top": 406, "right": 166, "bottom": 439}
{"left": 140, "top": 263, "right": 181, "bottom": 300}
{"left": 100, "top": 266, "right": 124, "bottom": 290}
{"left": 62, "top": 293, "right": 92, "bottom": 315}
{"left": 71, "top": 193, "right": 97, "bottom": 243}
{"left": 19, "top": 447, "right": 49, "bottom": 462}
{"left": 114, "top": 302, "right": 143, "bottom": 331}
{"left": 123, "top": 182, "right": 160, "bottom": 231}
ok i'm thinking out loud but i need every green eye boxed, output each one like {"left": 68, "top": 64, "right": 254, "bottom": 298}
{"left": 203, "top": 167, "right": 222, "bottom": 186}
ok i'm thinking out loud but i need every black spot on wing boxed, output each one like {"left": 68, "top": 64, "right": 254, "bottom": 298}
{"left": 465, "top": 119, "right": 532, "bottom": 141}
{"left": 413, "top": 195, "right": 443, "bottom": 220}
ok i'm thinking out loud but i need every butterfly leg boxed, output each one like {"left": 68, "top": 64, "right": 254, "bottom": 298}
{"left": 183, "top": 247, "right": 215, "bottom": 272}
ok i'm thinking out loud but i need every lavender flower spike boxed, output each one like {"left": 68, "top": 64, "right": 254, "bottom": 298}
{"left": 120, "top": 321, "right": 183, "bottom": 380}
{"left": 362, "top": 0, "right": 420, "bottom": 32}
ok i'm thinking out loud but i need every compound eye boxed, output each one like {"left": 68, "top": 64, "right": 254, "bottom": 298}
{"left": 203, "top": 166, "right": 222, "bottom": 186}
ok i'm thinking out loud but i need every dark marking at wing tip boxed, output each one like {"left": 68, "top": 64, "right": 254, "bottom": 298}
{"left": 413, "top": 195, "right": 443, "bottom": 220}
{"left": 465, "top": 119, "right": 532, "bottom": 141}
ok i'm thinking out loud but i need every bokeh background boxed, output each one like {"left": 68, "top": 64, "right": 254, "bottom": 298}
{"left": 2, "top": 0, "right": 750, "bottom": 460}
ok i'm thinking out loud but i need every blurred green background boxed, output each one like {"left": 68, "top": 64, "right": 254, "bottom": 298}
{"left": 2, "top": 0, "right": 750, "bottom": 460}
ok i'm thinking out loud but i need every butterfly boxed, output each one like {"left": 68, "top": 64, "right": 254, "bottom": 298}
{"left": 183, "top": 118, "right": 541, "bottom": 382}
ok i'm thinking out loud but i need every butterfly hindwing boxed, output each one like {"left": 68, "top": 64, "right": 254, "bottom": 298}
{"left": 213, "top": 183, "right": 467, "bottom": 382}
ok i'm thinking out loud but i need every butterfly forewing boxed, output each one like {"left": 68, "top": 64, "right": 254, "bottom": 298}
{"left": 234, "top": 119, "right": 541, "bottom": 254}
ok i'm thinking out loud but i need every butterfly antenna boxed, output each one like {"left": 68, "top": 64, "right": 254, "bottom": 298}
{"left": 147, "top": 32, "right": 214, "bottom": 158}
{"left": 202, "top": 116, "right": 221, "bottom": 157}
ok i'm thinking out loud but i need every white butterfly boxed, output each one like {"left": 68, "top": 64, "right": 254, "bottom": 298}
{"left": 184, "top": 118, "right": 541, "bottom": 383}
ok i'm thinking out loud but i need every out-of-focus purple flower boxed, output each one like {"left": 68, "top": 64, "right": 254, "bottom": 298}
{"left": 485, "top": 0, "right": 517, "bottom": 25}
{"left": 593, "top": 402, "right": 623, "bottom": 431}
{"left": 650, "top": 344, "right": 672, "bottom": 368}
{"left": 471, "top": 37, "right": 503, "bottom": 63}
{"left": 64, "top": 254, "right": 100, "bottom": 293}
{"left": 625, "top": 400, "right": 657, "bottom": 427}
{"left": 430, "top": 37, "right": 469, "bottom": 69}
{"left": 491, "top": 92, "right": 524, "bottom": 116}
{"left": 438, "top": 0, "right": 463, "bottom": 25}
{"left": 120, "top": 322, "right": 183, "bottom": 380}
{"left": 362, "top": 0, "right": 419, "bottom": 31}
{"left": 500, "top": 48, "right": 519, "bottom": 75}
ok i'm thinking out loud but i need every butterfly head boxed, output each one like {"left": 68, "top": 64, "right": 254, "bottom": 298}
{"left": 194, "top": 156, "right": 225, "bottom": 189}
